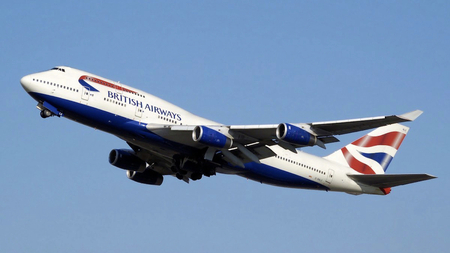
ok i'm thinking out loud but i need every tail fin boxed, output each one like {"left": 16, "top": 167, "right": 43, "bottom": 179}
{"left": 324, "top": 124, "right": 409, "bottom": 175}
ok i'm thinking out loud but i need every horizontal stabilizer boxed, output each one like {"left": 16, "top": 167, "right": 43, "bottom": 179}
{"left": 348, "top": 173, "right": 436, "bottom": 188}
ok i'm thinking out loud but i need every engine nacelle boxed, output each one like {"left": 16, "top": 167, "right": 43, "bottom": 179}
{"left": 192, "top": 126, "right": 233, "bottom": 148}
{"left": 127, "top": 170, "right": 163, "bottom": 186}
{"left": 276, "top": 123, "right": 317, "bottom": 146}
{"left": 109, "top": 149, "right": 146, "bottom": 172}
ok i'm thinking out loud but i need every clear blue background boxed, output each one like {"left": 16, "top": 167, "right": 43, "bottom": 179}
{"left": 2, "top": 1, "right": 448, "bottom": 252}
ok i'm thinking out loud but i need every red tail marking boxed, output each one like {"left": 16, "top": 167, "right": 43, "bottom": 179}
{"left": 380, "top": 187, "right": 391, "bottom": 195}
{"left": 341, "top": 147, "right": 376, "bottom": 174}
{"left": 352, "top": 132, "right": 406, "bottom": 149}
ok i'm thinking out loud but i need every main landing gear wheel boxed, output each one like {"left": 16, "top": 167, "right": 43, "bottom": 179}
{"left": 190, "top": 173, "right": 202, "bottom": 181}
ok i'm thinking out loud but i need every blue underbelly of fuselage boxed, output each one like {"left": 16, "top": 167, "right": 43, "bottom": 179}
{"left": 29, "top": 92, "right": 329, "bottom": 190}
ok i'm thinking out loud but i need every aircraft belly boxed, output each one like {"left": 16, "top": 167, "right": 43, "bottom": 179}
{"left": 239, "top": 162, "right": 329, "bottom": 190}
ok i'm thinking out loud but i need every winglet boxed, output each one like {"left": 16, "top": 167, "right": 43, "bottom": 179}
{"left": 399, "top": 110, "right": 423, "bottom": 121}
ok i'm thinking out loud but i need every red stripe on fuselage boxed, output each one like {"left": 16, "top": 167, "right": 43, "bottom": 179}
{"left": 79, "top": 75, "right": 137, "bottom": 94}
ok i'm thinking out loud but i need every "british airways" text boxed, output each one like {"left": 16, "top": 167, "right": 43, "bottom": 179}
{"left": 108, "top": 91, "right": 182, "bottom": 121}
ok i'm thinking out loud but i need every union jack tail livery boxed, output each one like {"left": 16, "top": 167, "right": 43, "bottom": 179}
{"left": 325, "top": 124, "right": 434, "bottom": 195}
{"left": 325, "top": 124, "right": 408, "bottom": 175}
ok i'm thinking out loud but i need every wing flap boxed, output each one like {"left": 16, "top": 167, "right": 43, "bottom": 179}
{"left": 229, "top": 124, "right": 278, "bottom": 141}
{"left": 348, "top": 173, "right": 436, "bottom": 188}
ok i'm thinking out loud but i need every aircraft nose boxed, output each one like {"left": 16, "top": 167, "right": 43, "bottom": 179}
{"left": 20, "top": 74, "right": 33, "bottom": 92}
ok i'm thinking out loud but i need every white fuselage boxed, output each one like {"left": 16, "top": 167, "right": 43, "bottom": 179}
{"left": 21, "top": 66, "right": 384, "bottom": 195}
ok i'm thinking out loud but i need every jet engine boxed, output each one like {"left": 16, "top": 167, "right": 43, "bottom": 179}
{"left": 127, "top": 170, "right": 163, "bottom": 186}
{"left": 109, "top": 149, "right": 146, "bottom": 172}
{"left": 276, "top": 123, "right": 317, "bottom": 146}
{"left": 192, "top": 126, "right": 233, "bottom": 148}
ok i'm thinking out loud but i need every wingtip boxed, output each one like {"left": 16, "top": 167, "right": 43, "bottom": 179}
{"left": 399, "top": 110, "right": 423, "bottom": 121}
{"left": 425, "top": 174, "right": 437, "bottom": 179}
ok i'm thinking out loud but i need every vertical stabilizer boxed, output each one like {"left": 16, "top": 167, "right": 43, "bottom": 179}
{"left": 324, "top": 124, "right": 409, "bottom": 174}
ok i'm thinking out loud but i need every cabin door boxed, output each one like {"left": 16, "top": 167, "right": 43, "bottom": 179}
{"left": 81, "top": 87, "right": 90, "bottom": 101}
{"left": 326, "top": 169, "right": 334, "bottom": 184}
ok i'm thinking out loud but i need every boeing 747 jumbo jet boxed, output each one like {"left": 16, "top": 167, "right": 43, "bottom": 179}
{"left": 21, "top": 66, "right": 436, "bottom": 195}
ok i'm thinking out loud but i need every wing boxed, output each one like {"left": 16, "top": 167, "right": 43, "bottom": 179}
{"left": 144, "top": 110, "right": 422, "bottom": 168}
{"left": 230, "top": 110, "right": 423, "bottom": 142}
{"left": 309, "top": 109, "right": 423, "bottom": 135}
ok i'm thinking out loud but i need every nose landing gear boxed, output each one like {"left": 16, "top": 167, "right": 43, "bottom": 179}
{"left": 37, "top": 102, "right": 62, "bottom": 118}
{"left": 40, "top": 109, "right": 53, "bottom": 118}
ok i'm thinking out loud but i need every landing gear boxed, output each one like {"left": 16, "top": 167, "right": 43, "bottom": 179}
{"left": 37, "top": 102, "right": 61, "bottom": 118}
{"left": 176, "top": 171, "right": 202, "bottom": 181}
{"left": 190, "top": 173, "right": 202, "bottom": 181}
{"left": 176, "top": 173, "right": 184, "bottom": 180}
{"left": 172, "top": 155, "right": 214, "bottom": 182}
{"left": 40, "top": 109, "right": 53, "bottom": 118}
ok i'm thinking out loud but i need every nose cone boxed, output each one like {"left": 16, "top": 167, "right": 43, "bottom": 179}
{"left": 20, "top": 74, "right": 33, "bottom": 92}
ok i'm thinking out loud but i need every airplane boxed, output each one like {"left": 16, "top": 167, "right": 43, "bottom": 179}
{"left": 20, "top": 66, "right": 436, "bottom": 195}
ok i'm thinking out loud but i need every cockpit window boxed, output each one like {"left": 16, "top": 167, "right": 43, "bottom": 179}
{"left": 50, "top": 67, "right": 65, "bottom": 72}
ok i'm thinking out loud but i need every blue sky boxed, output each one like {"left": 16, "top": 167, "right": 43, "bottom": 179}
{"left": 2, "top": 1, "right": 449, "bottom": 252}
